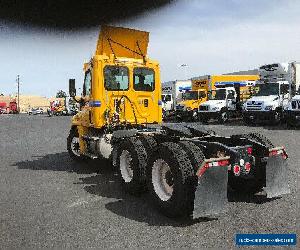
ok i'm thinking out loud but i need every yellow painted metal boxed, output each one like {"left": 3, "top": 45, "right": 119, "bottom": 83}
{"left": 192, "top": 79, "right": 210, "bottom": 91}
{"left": 179, "top": 79, "right": 210, "bottom": 110}
{"left": 89, "top": 55, "right": 162, "bottom": 128}
{"left": 96, "top": 25, "right": 149, "bottom": 60}
{"left": 71, "top": 25, "right": 162, "bottom": 154}
{"left": 210, "top": 75, "right": 259, "bottom": 89}
{"left": 179, "top": 89, "right": 208, "bottom": 110}
{"left": 77, "top": 125, "right": 88, "bottom": 153}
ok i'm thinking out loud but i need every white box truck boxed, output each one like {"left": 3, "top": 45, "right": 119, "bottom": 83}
{"left": 283, "top": 62, "right": 300, "bottom": 126}
{"left": 243, "top": 62, "right": 300, "bottom": 124}
{"left": 161, "top": 80, "right": 191, "bottom": 118}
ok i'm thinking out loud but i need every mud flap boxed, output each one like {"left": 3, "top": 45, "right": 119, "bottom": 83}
{"left": 265, "top": 155, "right": 290, "bottom": 198}
{"left": 193, "top": 166, "right": 228, "bottom": 218}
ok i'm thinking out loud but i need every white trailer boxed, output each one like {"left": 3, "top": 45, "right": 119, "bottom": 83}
{"left": 161, "top": 80, "right": 191, "bottom": 115}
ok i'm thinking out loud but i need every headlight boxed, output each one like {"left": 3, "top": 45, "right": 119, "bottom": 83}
{"left": 265, "top": 105, "right": 274, "bottom": 111}
{"left": 186, "top": 107, "right": 192, "bottom": 111}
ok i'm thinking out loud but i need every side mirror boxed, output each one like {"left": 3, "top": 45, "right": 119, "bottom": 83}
{"left": 69, "top": 79, "right": 76, "bottom": 97}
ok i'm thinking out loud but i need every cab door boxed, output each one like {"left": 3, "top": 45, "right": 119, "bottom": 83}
{"left": 132, "top": 67, "right": 158, "bottom": 123}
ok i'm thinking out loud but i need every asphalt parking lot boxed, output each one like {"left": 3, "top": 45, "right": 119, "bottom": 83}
{"left": 0, "top": 114, "right": 299, "bottom": 248}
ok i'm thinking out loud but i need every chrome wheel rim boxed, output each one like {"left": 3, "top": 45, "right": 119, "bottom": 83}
{"left": 221, "top": 112, "right": 228, "bottom": 122}
{"left": 71, "top": 137, "right": 80, "bottom": 157}
{"left": 152, "top": 159, "right": 174, "bottom": 201}
{"left": 120, "top": 150, "right": 133, "bottom": 183}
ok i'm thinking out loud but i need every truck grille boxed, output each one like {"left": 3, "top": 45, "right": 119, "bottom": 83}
{"left": 199, "top": 105, "right": 209, "bottom": 111}
{"left": 291, "top": 100, "right": 300, "bottom": 110}
{"left": 246, "top": 101, "right": 263, "bottom": 111}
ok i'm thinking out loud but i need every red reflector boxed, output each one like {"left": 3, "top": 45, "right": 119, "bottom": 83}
{"left": 233, "top": 165, "right": 240, "bottom": 176}
{"left": 247, "top": 147, "right": 253, "bottom": 155}
{"left": 245, "top": 162, "right": 251, "bottom": 173}
{"left": 218, "top": 160, "right": 230, "bottom": 166}
{"left": 197, "top": 163, "right": 209, "bottom": 177}
{"left": 269, "top": 150, "right": 278, "bottom": 157}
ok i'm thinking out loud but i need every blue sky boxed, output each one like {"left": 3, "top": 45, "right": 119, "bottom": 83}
{"left": 0, "top": 0, "right": 300, "bottom": 97}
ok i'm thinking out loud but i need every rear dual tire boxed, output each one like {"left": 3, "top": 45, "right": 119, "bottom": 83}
{"left": 116, "top": 136, "right": 157, "bottom": 196}
{"left": 147, "top": 142, "right": 200, "bottom": 218}
{"left": 116, "top": 138, "right": 204, "bottom": 218}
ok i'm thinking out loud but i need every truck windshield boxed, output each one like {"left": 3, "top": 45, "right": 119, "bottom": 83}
{"left": 134, "top": 67, "right": 155, "bottom": 91}
{"left": 162, "top": 94, "right": 171, "bottom": 102}
{"left": 183, "top": 91, "right": 198, "bottom": 100}
{"left": 104, "top": 66, "right": 129, "bottom": 91}
{"left": 255, "top": 83, "right": 279, "bottom": 96}
{"left": 183, "top": 91, "right": 206, "bottom": 100}
{"left": 208, "top": 89, "right": 226, "bottom": 100}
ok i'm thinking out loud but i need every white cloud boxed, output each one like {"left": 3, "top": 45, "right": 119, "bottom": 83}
{"left": 0, "top": 0, "right": 300, "bottom": 95}
{"left": 118, "top": 0, "right": 300, "bottom": 81}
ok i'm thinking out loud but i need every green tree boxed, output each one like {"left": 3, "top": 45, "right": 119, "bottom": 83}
{"left": 56, "top": 90, "right": 67, "bottom": 98}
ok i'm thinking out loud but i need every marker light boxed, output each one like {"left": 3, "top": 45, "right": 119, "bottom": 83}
{"left": 247, "top": 147, "right": 253, "bottom": 155}
{"left": 245, "top": 162, "right": 251, "bottom": 173}
{"left": 233, "top": 165, "right": 241, "bottom": 176}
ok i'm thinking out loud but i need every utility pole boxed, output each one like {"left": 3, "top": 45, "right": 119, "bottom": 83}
{"left": 17, "top": 75, "right": 20, "bottom": 113}
{"left": 180, "top": 64, "right": 188, "bottom": 80}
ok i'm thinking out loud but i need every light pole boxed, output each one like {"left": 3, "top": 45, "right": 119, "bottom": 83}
{"left": 179, "top": 64, "right": 188, "bottom": 80}
{"left": 16, "top": 75, "right": 20, "bottom": 113}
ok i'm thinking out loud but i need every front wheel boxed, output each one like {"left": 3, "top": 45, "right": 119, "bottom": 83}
{"left": 67, "top": 128, "right": 85, "bottom": 161}
{"left": 242, "top": 115, "right": 255, "bottom": 126}
{"left": 273, "top": 109, "right": 282, "bottom": 125}
{"left": 218, "top": 109, "right": 229, "bottom": 124}
{"left": 192, "top": 109, "right": 199, "bottom": 122}
{"left": 147, "top": 142, "right": 197, "bottom": 218}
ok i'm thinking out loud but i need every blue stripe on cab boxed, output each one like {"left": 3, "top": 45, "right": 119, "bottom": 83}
{"left": 90, "top": 101, "right": 101, "bottom": 107}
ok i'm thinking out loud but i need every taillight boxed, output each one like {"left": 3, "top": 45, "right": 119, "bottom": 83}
{"left": 233, "top": 165, "right": 241, "bottom": 176}
{"left": 247, "top": 147, "right": 253, "bottom": 155}
{"left": 244, "top": 162, "right": 251, "bottom": 173}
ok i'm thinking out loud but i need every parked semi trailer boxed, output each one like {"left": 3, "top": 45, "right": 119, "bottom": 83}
{"left": 243, "top": 62, "right": 300, "bottom": 125}
{"left": 67, "top": 26, "right": 290, "bottom": 219}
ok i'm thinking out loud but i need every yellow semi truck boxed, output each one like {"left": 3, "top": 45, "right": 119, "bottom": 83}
{"left": 175, "top": 79, "right": 209, "bottom": 121}
{"left": 67, "top": 25, "right": 290, "bottom": 219}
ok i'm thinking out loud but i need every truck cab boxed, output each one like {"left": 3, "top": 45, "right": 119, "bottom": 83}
{"left": 284, "top": 92, "right": 300, "bottom": 126}
{"left": 198, "top": 87, "right": 239, "bottom": 123}
{"left": 243, "top": 81, "right": 290, "bottom": 124}
{"left": 243, "top": 62, "right": 300, "bottom": 125}
{"left": 175, "top": 89, "right": 207, "bottom": 121}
